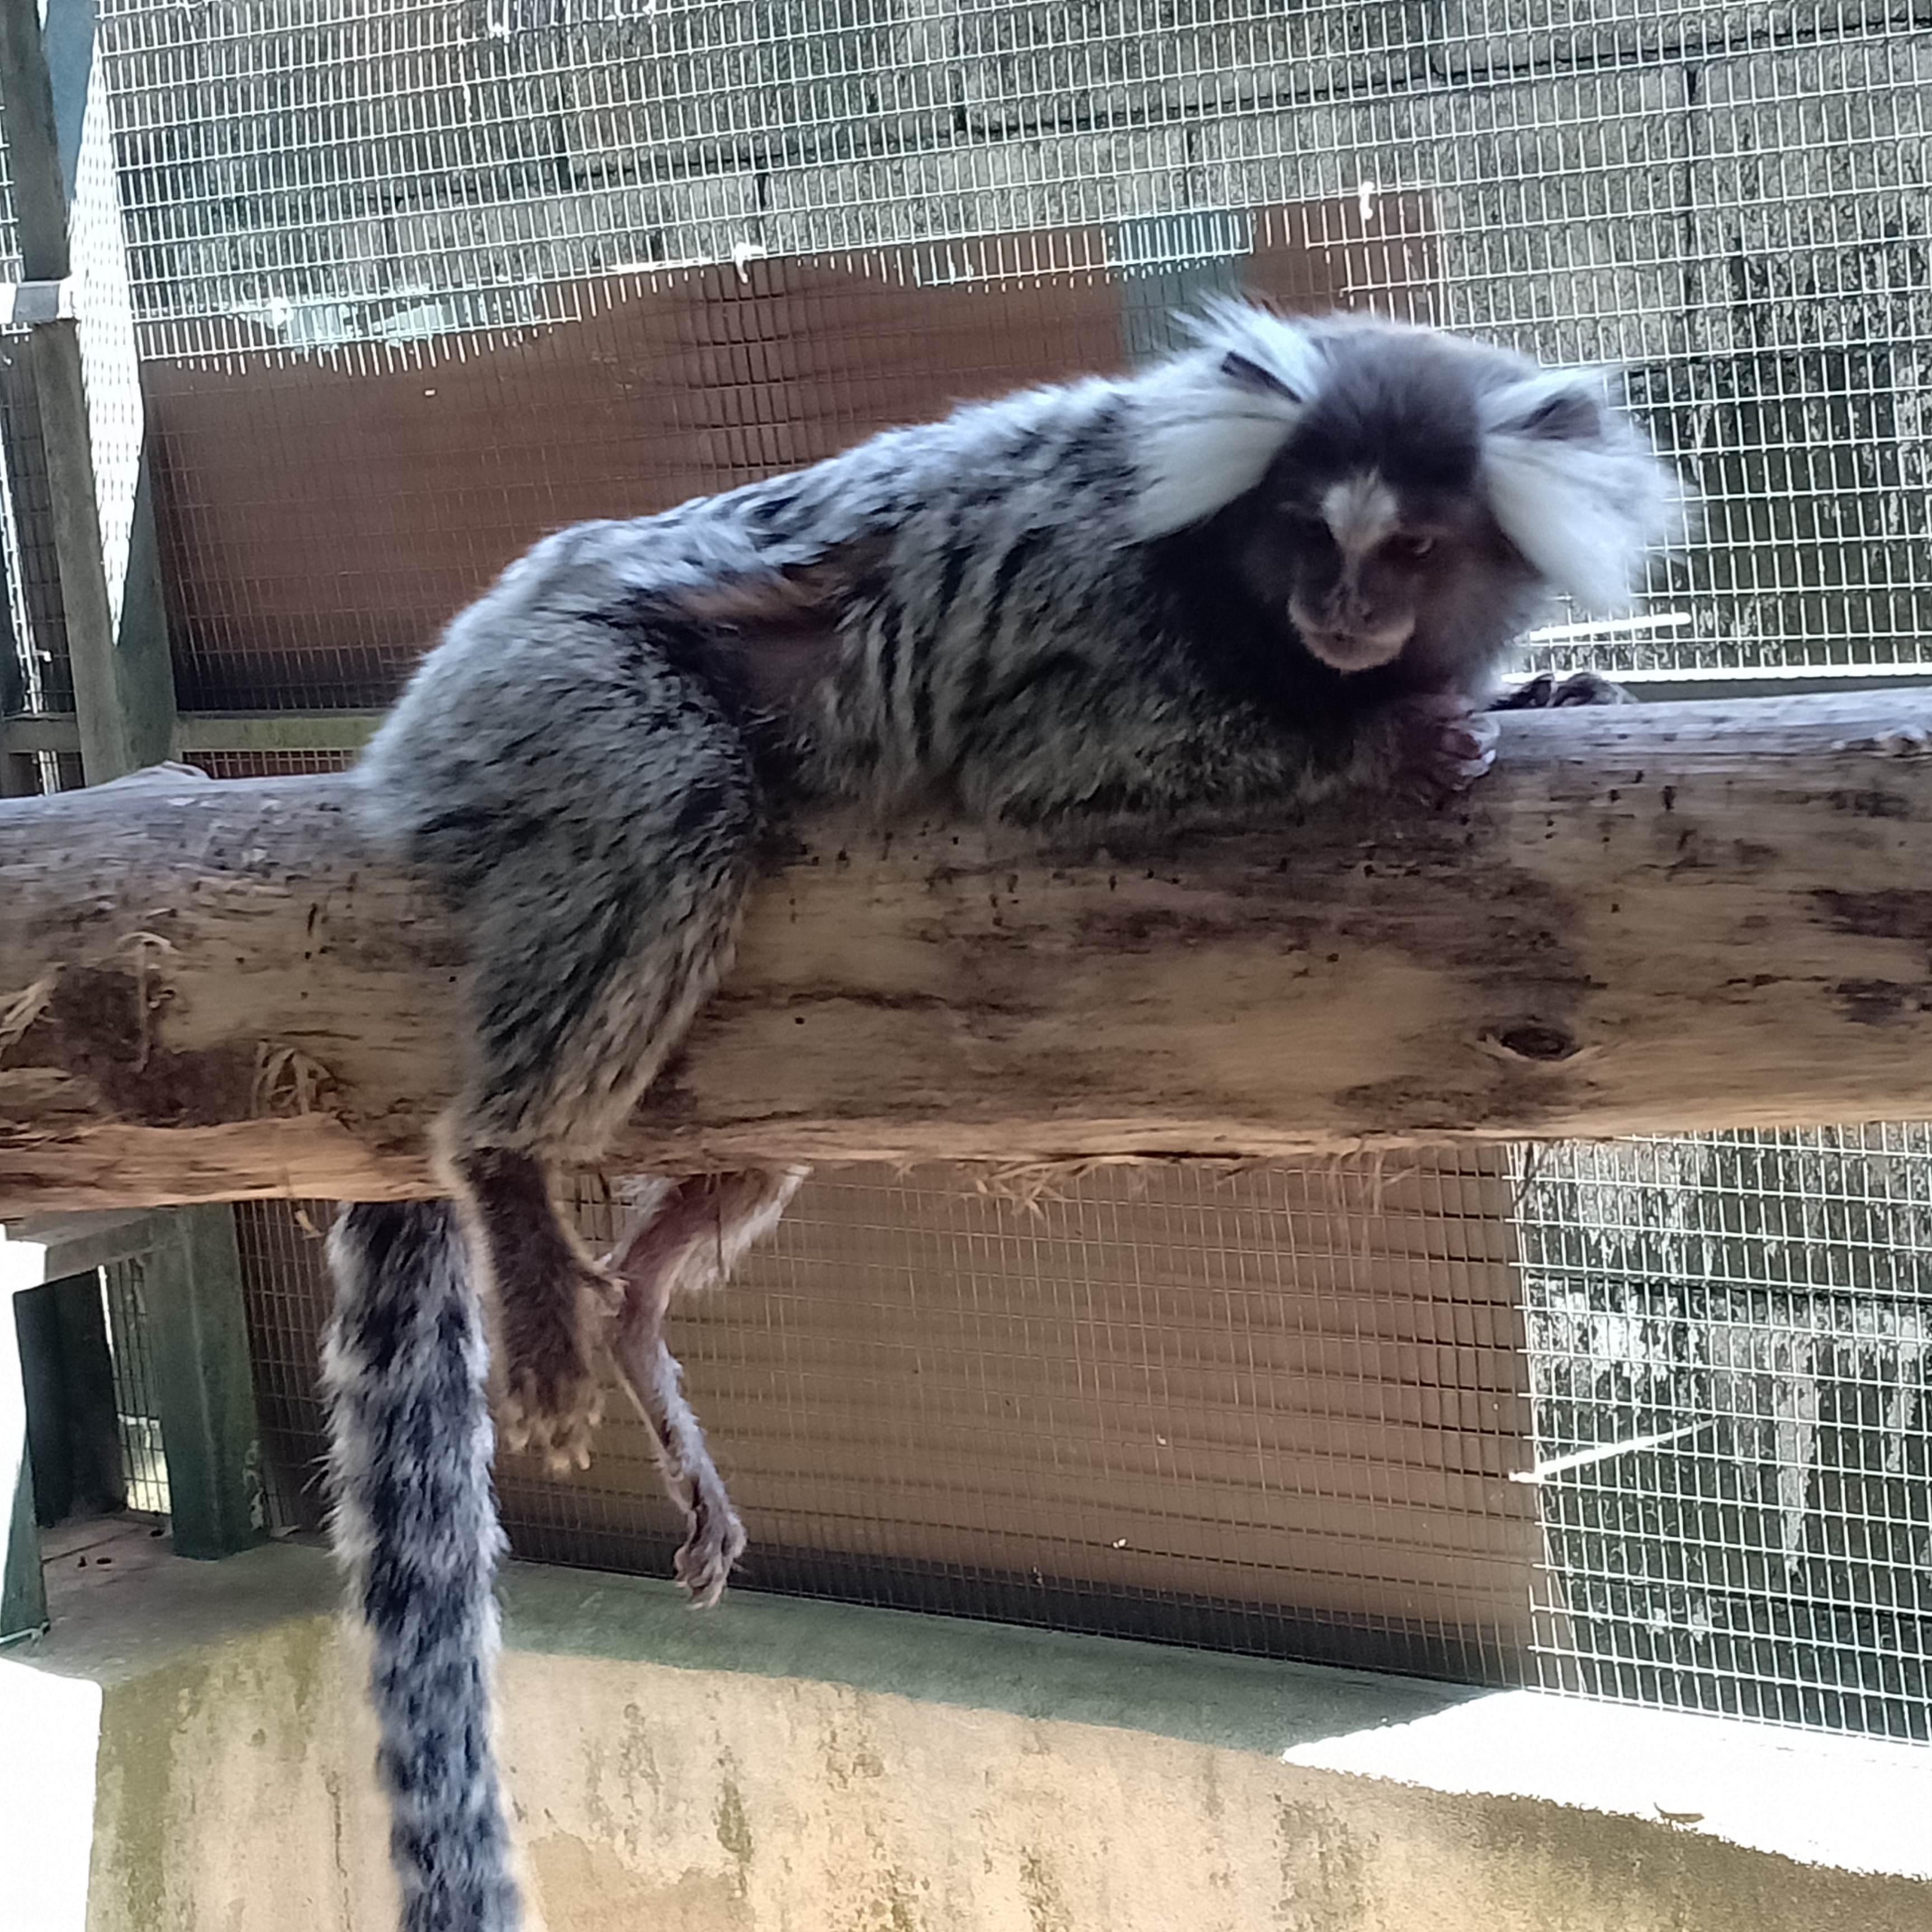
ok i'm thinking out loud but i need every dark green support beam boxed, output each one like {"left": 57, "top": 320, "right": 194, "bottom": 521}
{"left": 0, "top": 5, "right": 255, "bottom": 1577}
{"left": 143, "top": 1208, "right": 266, "bottom": 1560}
{"left": 0, "top": 0, "right": 193, "bottom": 1627}
{"left": 1, "top": 1258, "right": 48, "bottom": 1639}
{"left": 13, "top": 1269, "right": 125, "bottom": 1524}
{"left": 40, "top": 0, "right": 96, "bottom": 206}
{"left": 0, "top": 0, "right": 175, "bottom": 782}
{"left": 115, "top": 456, "right": 177, "bottom": 761}
{"left": 0, "top": 0, "right": 72, "bottom": 284}
{"left": 1, "top": 1443, "right": 45, "bottom": 1638}
{"left": 29, "top": 321, "right": 145, "bottom": 779}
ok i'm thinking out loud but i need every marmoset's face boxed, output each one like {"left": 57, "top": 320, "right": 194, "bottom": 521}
{"left": 1237, "top": 466, "right": 1502, "bottom": 675}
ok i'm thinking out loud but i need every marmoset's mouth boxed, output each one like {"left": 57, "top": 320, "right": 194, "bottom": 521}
{"left": 1293, "top": 619, "right": 1413, "bottom": 674}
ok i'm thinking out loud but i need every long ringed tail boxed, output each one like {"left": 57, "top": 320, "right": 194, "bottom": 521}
{"left": 323, "top": 1200, "right": 523, "bottom": 1932}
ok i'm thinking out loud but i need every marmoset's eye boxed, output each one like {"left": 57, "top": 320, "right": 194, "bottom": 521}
{"left": 1396, "top": 533, "right": 1436, "bottom": 559}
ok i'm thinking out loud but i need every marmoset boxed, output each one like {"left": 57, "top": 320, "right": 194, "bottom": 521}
{"left": 323, "top": 302, "right": 1676, "bottom": 1931}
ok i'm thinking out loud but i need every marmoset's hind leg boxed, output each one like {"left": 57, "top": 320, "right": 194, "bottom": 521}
{"left": 448, "top": 1145, "right": 619, "bottom": 1472}
{"left": 604, "top": 1166, "right": 809, "bottom": 1603}
{"left": 429, "top": 683, "right": 763, "bottom": 1474}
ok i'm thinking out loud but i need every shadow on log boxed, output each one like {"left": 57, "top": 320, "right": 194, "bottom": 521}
{"left": 3, "top": 693, "right": 1932, "bottom": 1214}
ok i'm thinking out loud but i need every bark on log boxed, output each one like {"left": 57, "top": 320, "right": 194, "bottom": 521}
{"left": 4, "top": 693, "right": 1932, "bottom": 1215}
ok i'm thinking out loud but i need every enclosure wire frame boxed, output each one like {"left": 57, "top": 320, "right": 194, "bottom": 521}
{"left": 98, "top": 1256, "right": 170, "bottom": 1518}
{"left": 1510, "top": 1125, "right": 1932, "bottom": 1742}
{"left": 89, "top": 0, "right": 1932, "bottom": 683}
{"left": 2, "top": 0, "right": 1923, "bottom": 1745}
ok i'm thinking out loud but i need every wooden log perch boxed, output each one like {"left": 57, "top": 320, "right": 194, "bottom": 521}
{"left": 4, "top": 692, "right": 1932, "bottom": 1215}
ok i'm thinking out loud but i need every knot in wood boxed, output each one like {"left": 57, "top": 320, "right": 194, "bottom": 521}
{"left": 1490, "top": 1022, "right": 1577, "bottom": 1064}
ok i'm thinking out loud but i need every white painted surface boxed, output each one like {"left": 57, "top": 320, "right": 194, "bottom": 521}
{"left": 1283, "top": 1687, "right": 1932, "bottom": 1878}
{"left": 0, "top": 1656, "right": 102, "bottom": 1932}
{"left": 2, "top": 1227, "right": 96, "bottom": 1932}
{"left": 0, "top": 1230, "right": 49, "bottom": 1292}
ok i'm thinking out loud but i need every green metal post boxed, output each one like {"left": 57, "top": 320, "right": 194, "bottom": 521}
{"left": 0, "top": 4, "right": 260, "bottom": 1568}
{"left": 1, "top": 1446, "right": 45, "bottom": 1637}
{"left": 1, "top": 1271, "right": 49, "bottom": 1639}
{"left": 13, "top": 1270, "right": 126, "bottom": 1523}
{"left": 0, "top": 0, "right": 176, "bottom": 781}
{"left": 143, "top": 1209, "right": 267, "bottom": 1560}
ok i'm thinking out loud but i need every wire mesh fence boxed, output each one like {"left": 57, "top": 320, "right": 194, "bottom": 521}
{"left": 207, "top": 1138, "right": 1931, "bottom": 1740}
{"left": 0, "top": 43, "right": 151, "bottom": 742}
{"left": 87, "top": 0, "right": 1932, "bottom": 688}
{"left": 1513, "top": 1127, "right": 1932, "bottom": 1741}
{"left": 176, "top": 746, "right": 356, "bottom": 778}
{"left": 230, "top": 1157, "right": 1543, "bottom": 1685}
{"left": 0, "top": 320, "right": 73, "bottom": 732}
{"left": 2, "top": 1, "right": 1929, "bottom": 1748}
{"left": 99, "top": 1256, "right": 172, "bottom": 1517}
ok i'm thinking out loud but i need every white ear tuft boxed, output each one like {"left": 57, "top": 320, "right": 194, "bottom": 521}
{"left": 1183, "top": 297, "right": 1329, "bottom": 402}
{"left": 1479, "top": 369, "right": 1683, "bottom": 612}
{"left": 1126, "top": 304, "right": 1323, "bottom": 540}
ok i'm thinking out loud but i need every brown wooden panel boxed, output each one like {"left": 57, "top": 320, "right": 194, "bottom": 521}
{"left": 1252, "top": 191, "right": 1441, "bottom": 325}
{"left": 143, "top": 247, "right": 1121, "bottom": 703}
{"left": 140, "top": 200, "right": 1441, "bottom": 708}
{"left": 501, "top": 1157, "right": 1539, "bottom": 1677}
{"left": 233, "top": 1157, "right": 1536, "bottom": 1678}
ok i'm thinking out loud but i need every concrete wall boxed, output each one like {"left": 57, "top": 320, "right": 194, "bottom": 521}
{"left": 93, "top": 4, "right": 1932, "bottom": 675}
{"left": 13, "top": 1533, "right": 1932, "bottom": 1932}
{"left": 97, "top": 6, "right": 1932, "bottom": 360}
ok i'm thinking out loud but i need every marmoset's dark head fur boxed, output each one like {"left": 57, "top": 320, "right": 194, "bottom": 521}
{"left": 1134, "top": 305, "right": 1678, "bottom": 698}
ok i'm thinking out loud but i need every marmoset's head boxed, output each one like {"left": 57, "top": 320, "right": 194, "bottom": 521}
{"left": 1133, "top": 305, "right": 1682, "bottom": 683}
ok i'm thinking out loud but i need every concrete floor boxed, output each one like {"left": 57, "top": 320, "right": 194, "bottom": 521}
{"left": 4, "top": 1518, "right": 1931, "bottom": 1931}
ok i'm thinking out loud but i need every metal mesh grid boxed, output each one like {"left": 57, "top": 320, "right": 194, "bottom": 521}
{"left": 1513, "top": 1128, "right": 1932, "bottom": 1741}
{"left": 12, "top": 0, "right": 1919, "bottom": 1745}
{"left": 0, "top": 75, "right": 22, "bottom": 287}
{"left": 0, "top": 63, "right": 20, "bottom": 286}
{"left": 0, "top": 56, "right": 144, "bottom": 738}
{"left": 89, "top": 2, "right": 1932, "bottom": 683}
{"left": 88, "top": 1223, "right": 317, "bottom": 1533}
{"left": 99, "top": 1256, "right": 171, "bottom": 1517}
{"left": 179, "top": 747, "right": 356, "bottom": 778}
{"left": 126, "top": 217, "right": 1427, "bottom": 712}
{"left": 0, "top": 322, "right": 74, "bottom": 720}
{"left": 230, "top": 1199, "right": 333, "bottom": 1531}
{"left": 217, "top": 1148, "right": 1932, "bottom": 1736}
{"left": 232, "top": 1158, "right": 1540, "bottom": 1684}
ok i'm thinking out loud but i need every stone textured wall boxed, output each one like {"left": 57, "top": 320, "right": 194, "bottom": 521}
{"left": 93, "top": 3, "right": 1932, "bottom": 673}
{"left": 60, "top": 1545, "right": 1932, "bottom": 1932}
